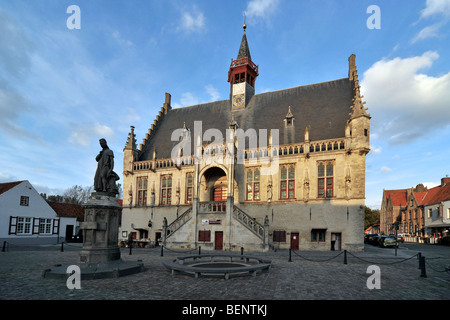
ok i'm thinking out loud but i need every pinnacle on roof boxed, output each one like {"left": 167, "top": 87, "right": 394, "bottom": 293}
{"left": 237, "top": 25, "right": 252, "bottom": 60}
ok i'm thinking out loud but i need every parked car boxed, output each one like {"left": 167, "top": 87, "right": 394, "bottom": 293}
{"left": 364, "top": 233, "right": 379, "bottom": 244}
{"left": 369, "top": 234, "right": 381, "bottom": 245}
{"left": 396, "top": 234, "right": 405, "bottom": 243}
{"left": 378, "top": 236, "right": 398, "bottom": 248}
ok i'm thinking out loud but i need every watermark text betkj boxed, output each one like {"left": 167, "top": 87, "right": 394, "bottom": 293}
{"left": 182, "top": 304, "right": 268, "bottom": 317}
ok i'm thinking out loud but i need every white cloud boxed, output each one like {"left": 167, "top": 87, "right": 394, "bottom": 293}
{"left": 411, "top": 23, "right": 443, "bottom": 43}
{"left": 423, "top": 181, "right": 439, "bottom": 189}
{"left": 361, "top": 51, "right": 450, "bottom": 144}
{"left": 205, "top": 85, "right": 220, "bottom": 101}
{"left": 420, "top": 0, "right": 450, "bottom": 19}
{"left": 68, "top": 123, "right": 114, "bottom": 147}
{"left": 245, "top": 0, "right": 280, "bottom": 21}
{"left": 413, "top": 0, "right": 450, "bottom": 42}
{"left": 112, "top": 30, "right": 134, "bottom": 48}
{"left": 179, "top": 8, "right": 205, "bottom": 33}
{"left": 370, "top": 146, "right": 382, "bottom": 154}
{"left": 172, "top": 92, "right": 200, "bottom": 108}
{"left": 381, "top": 166, "right": 392, "bottom": 174}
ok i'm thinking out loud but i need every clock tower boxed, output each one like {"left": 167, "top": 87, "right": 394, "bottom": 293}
{"left": 228, "top": 23, "right": 259, "bottom": 110}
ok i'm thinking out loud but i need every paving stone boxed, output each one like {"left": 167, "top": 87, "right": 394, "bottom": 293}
{"left": 0, "top": 244, "right": 448, "bottom": 301}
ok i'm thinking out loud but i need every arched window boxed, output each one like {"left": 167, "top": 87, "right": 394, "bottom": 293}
{"left": 280, "top": 164, "right": 295, "bottom": 199}
{"left": 318, "top": 161, "right": 334, "bottom": 198}
{"left": 161, "top": 175, "right": 172, "bottom": 205}
{"left": 246, "top": 168, "right": 260, "bottom": 201}
{"left": 186, "top": 173, "right": 193, "bottom": 204}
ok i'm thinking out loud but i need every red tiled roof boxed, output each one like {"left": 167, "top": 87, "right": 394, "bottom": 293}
{"left": 384, "top": 189, "right": 407, "bottom": 207}
{"left": 419, "top": 186, "right": 441, "bottom": 206}
{"left": 0, "top": 181, "right": 25, "bottom": 196}
{"left": 48, "top": 202, "right": 84, "bottom": 221}
{"left": 425, "top": 183, "right": 450, "bottom": 206}
{"left": 414, "top": 191, "right": 429, "bottom": 205}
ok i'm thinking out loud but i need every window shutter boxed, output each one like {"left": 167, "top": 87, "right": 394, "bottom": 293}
{"left": 9, "top": 216, "right": 17, "bottom": 235}
{"left": 52, "top": 219, "right": 60, "bottom": 235}
{"left": 33, "top": 218, "right": 40, "bottom": 234}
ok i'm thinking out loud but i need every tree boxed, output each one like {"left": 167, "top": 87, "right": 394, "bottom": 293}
{"left": 41, "top": 185, "right": 92, "bottom": 204}
{"left": 63, "top": 185, "right": 93, "bottom": 204}
{"left": 364, "top": 206, "right": 380, "bottom": 230}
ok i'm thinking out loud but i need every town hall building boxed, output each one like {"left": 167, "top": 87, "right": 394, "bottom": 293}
{"left": 119, "top": 25, "right": 370, "bottom": 252}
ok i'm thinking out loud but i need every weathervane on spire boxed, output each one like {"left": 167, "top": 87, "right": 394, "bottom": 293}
{"left": 243, "top": 12, "right": 247, "bottom": 30}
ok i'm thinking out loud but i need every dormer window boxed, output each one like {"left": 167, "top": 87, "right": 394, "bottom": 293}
{"left": 284, "top": 106, "right": 295, "bottom": 127}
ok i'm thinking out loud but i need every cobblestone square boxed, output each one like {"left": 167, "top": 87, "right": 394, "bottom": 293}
{"left": 0, "top": 243, "right": 448, "bottom": 302}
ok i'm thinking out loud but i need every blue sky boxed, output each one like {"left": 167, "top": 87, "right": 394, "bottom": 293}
{"left": 0, "top": 0, "right": 449, "bottom": 209}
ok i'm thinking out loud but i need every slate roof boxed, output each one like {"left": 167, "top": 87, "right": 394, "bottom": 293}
{"left": 139, "top": 78, "right": 354, "bottom": 160}
{"left": 237, "top": 31, "right": 251, "bottom": 60}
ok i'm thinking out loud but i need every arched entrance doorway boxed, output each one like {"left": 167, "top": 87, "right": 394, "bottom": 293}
{"left": 199, "top": 166, "right": 228, "bottom": 202}
{"left": 212, "top": 176, "right": 227, "bottom": 201}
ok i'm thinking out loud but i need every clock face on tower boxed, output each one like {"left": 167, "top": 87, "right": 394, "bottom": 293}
{"left": 233, "top": 93, "right": 245, "bottom": 109}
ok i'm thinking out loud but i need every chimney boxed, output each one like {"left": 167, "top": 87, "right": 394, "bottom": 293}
{"left": 441, "top": 176, "right": 450, "bottom": 186}
{"left": 348, "top": 54, "right": 356, "bottom": 80}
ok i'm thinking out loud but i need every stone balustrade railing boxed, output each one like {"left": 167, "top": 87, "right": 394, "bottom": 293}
{"left": 199, "top": 201, "right": 227, "bottom": 213}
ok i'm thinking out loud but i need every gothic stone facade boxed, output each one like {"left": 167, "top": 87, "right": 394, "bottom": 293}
{"left": 120, "top": 30, "right": 370, "bottom": 252}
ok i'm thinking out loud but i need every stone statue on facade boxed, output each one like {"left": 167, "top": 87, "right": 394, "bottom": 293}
{"left": 94, "top": 138, "right": 120, "bottom": 195}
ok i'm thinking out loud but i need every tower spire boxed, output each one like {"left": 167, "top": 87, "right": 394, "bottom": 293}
{"left": 228, "top": 21, "right": 259, "bottom": 110}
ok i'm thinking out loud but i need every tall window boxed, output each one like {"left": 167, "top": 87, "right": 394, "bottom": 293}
{"left": 161, "top": 175, "right": 172, "bottom": 205}
{"left": 318, "top": 162, "right": 334, "bottom": 198}
{"left": 17, "top": 217, "right": 32, "bottom": 235}
{"left": 137, "top": 177, "right": 148, "bottom": 206}
{"left": 280, "top": 165, "right": 295, "bottom": 199}
{"left": 186, "top": 173, "right": 193, "bottom": 204}
{"left": 246, "top": 168, "right": 260, "bottom": 201}
{"left": 39, "top": 218, "right": 52, "bottom": 234}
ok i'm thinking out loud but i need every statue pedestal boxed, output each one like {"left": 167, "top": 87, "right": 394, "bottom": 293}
{"left": 43, "top": 192, "right": 144, "bottom": 280}
{"left": 79, "top": 192, "right": 121, "bottom": 264}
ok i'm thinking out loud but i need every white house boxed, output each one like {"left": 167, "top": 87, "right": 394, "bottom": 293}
{"left": 423, "top": 177, "right": 450, "bottom": 243}
{"left": 0, "top": 180, "right": 61, "bottom": 245}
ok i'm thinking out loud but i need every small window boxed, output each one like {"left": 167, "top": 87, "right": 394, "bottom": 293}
{"left": 198, "top": 230, "right": 211, "bottom": 242}
{"left": 273, "top": 230, "right": 286, "bottom": 243}
{"left": 364, "top": 129, "right": 368, "bottom": 136}
{"left": 311, "top": 229, "right": 326, "bottom": 242}
{"left": 20, "top": 196, "right": 29, "bottom": 206}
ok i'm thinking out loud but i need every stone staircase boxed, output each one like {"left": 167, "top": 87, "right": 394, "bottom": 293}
{"left": 232, "top": 205, "right": 265, "bottom": 240}
{"left": 165, "top": 207, "right": 192, "bottom": 239}
{"left": 164, "top": 203, "right": 266, "bottom": 244}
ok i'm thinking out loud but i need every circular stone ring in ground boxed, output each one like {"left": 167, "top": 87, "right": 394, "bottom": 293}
{"left": 163, "top": 254, "right": 271, "bottom": 280}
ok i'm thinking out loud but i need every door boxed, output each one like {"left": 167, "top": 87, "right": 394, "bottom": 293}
{"left": 331, "top": 233, "right": 341, "bottom": 251}
{"left": 290, "top": 232, "right": 299, "bottom": 250}
{"left": 215, "top": 231, "right": 223, "bottom": 250}
{"left": 155, "top": 232, "right": 161, "bottom": 246}
{"left": 213, "top": 186, "right": 227, "bottom": 201}
{"left": 65, "top": 225, "right": 74, "bottom": 241}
